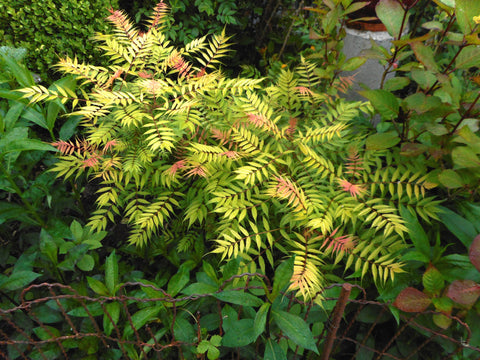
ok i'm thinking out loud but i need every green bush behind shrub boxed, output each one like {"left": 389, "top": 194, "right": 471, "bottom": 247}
{"left": 0, "top": 0, "right": 118, "bottom": 83}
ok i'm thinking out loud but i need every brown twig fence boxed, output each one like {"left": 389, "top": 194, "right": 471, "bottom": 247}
{"left": 1, "top": 279, "right": 479, "bottom": 359}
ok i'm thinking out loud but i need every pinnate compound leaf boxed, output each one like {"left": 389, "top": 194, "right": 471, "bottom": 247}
{"left": 470, "top": 235, "right": 480, "bottom": 272}
{"left": 394, "top": 287, "right": 431, "bottom": 312}
{"left": 272, "top": 310, "right": 318, "bottom": 354}
{"left": 447, "top": 280, "right": 480, "bottom": 306}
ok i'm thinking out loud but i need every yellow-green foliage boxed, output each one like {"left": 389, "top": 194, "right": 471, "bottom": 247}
{"left": 21, "top": 1, "right": 441, "bottom": 300}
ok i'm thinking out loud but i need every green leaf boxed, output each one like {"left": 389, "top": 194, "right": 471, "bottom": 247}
{"left": 438, "top": 169, "right": 465, "bottom": 189}
{"left": 451, "top": 146, "right": 480, "bottom": 168}
{"left": 359, "top": 89, "right": 399, "bottom": 120}
{"left": 383, "top": 77, "right": 410, "bottom": 92}
{"left": 105, "top": 250, "right": 119, "bottom": 295}
{"left": 410, "top": 43, "right": 439, "bottom": 73}
{"left": 341, "top": 56, "right": 367, "bottom": 71}
{"left": 167, "top": 265, "right": 190, "bottom": 297}
{"left": 104, "top": 302, "right": 121, "bottom": 337}
{"left": 182, "top": 282, "right": 218, "bottom": 295}
{"left": 214, "top": 290, "right": 264, "bottom": 307}
{"left": 399, "top": 205, "right": 430, "bottom": 259}
{"left": 77, "top": 254, "right": 95, "bottom": 272}
{"left": 222, "top": 319, "right": 256, "bottom": 347}
{"left": 439, "top": 206, "right": 477, "bottom": 248}
{"left": 264, "top": 338, "right": 287, "bottom": 360}
{"left": 124, "top": 306, "right": 162, "bottom": 338}
{"left": 70, "top": 220, "right": 84, "bottom": 242}
{"left": 422, "top": 266, "right": 445, "bottom": 295}
{"left": 173, "top": 318, "right": 195, "bottom": 343}
{"left": 39, "top": 229, "right": 58, "bottom": 265}
{"left": 455, "top": 0, "right": 480, "bottom": 35}
{"left": 0, "top": 53, "right": 35, "bottom": 87}
{"left": 375, "top": 0, "right": 406, "bottom": 38}
{"left": 365, "top": 132, "right": 400, "bottom": 150}
{"left": 254, "top": 302, "right": 270, "bottom": 339}
{"left": 272, "top": 256, "right": 294, "bottom": 299}
{"left": 87, "top": 276, "right": 109, "bottom": 296}
{"left": 3, "top": 101, "right": 25, "bottom": 131}
{"left": 0, "top": 271, "right": 41, "bottom": 291}
{"left": 456, "top": 46, "right": 480, "bottom": 69}
{"left": 272, "top": 310, "right": 318, "bottom": 354}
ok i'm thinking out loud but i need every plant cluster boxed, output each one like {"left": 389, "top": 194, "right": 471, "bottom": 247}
{"left": 0, "top": 0, "right": 119, "bottom": 82}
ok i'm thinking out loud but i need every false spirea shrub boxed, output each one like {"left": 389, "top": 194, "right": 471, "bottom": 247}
{"left": 0, "top": 0, "right": 118, "bottom": 82}
{"left": 21, "top": 1, "right": 441, "bottom": 299}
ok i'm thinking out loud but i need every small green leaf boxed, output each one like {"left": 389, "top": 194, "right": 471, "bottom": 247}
{"left": 359, "top": 89, "right": 399, "bottom": 120}
{"left": 439, "top": 206, "right": 477, "bottom": 248}
{"left": 366, "top": 132, "right": 400, "bottom": 150}
{"left": 451, "top": 146, "right": 480, "bottom": 168}
{"left": 384, "top": 77, "right": 410, "bottom": 92}
{"left": 400, "top": 205, "right": 430, "bottom": 259}
{"left": 341, "top": 56, "right": 366, "bottom": 71}
{"left": 376, "top": 0, "right": 407, "bottom": 38}
{"left": 272, "top": 310, "right": 318, "bottom": 354}
{"left": 173, "top": 318, "right": 195, "bottom": 343}
{"left": 124, "top": 306, "right": 162, "bottom": 338}
{"left": 214, "top": 290, "right": 264, "bottom": 307}
{"left": 87, "top": 276, "right": 109, "bottom": 296}
{"left": 105, "top": 250, "right": 119, "bottom": 295}
{"left": 422, "top": 266, "right": 444, "bottom": 295}
{"left": 438, "top": 169, "right": 465, "bottom": 189}
{"left": 77, "top": 254, "right": 95, "bottom": 272}
{"left": 167, "top": 265, "right": 190, "bottom": 297}
{"left": 410, "top": 43, "right": 439, "bottom": 73}
{"left": 182, "top": 282, "right": 218, "bottom": 295}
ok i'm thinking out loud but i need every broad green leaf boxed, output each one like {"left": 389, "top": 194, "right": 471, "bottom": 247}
{"left": 365, "top": 132, "right": 400, "bottom": 150}
{"left": 433, "top": 313, "right": 452, "bottom": 329}
{"left": 104, "top": 302, "right": 121, "bottom": 336}
{"left": 376, "top": 0, "right": 406, "bottom": 38}
{"left": 400, "top": 205, "right": 430, "bottom": 258}
{"left": 439, "top": 206, "right": 477, "bottom": 248}
{"left": 410, "top": 43, "right": 439, "bottom": 73}
{"left": 67, "top": 302, "right": 104, "bottom": 317}
{"left": 33, "top": 325, "right": 60, "bottom": 340}
{"left": 0, "top": 137, "right": 56, "bottom": 154}
{"left": 0, "top": 271, "right": 41, "bottom": 291}
{"left": 393, "top": 287, "right": 431, "bottom": 312}
{"left": 167, "top": 265, "right": 190, "bottom": 297}
{"left": 87, "top": 276, "right": 109, "bottom": 296}
{"left": 0, "top": 53, "right": 35, "bottom": 87}
{"left": 222, "top": 319, "right": 256, "bottom": 347}
{"left": 341, "top": 56, "right": 367, "bottom": 71}
{"left": 438, "top": 169, "right": 465, "bottom": 189}
{"left": 411, "top": 68, "right": 436, "bottom": 89}
{"left": 264, "top": 338, "right": 287, "bottom": 360}
{"left": 3, "top": 101, "right": 25, "bottom": 131}
{"left": 452, "top": 146, "right": 480, "bottom": 168}
{"left": 455, "top": 0, "right": 480, "bottom": 35}
{"left": 359, "top": 89, "right": 399, "bottom": 120}
{"left": 384, "top": 77, "right": 410, "bottom": 92}
{"left": 182, "top": 282, "right": 218, "bottom": 295}
{"left": 124, "top": 306, "right": 162, "bottom": 338}
{"left": 272, "top": 256, "right": 294, "bottom": 298}
{"left": 272, "top": 310, "right": 318, "bottom": 354}
{"left": 105, "top": 250, "right": 119, "bottom": 295}
{"left": 39, "top": 229, "right": 58, "bottom": 265}
{"left": 173, "top": 318, "right": 195, "bottom": 343}
{"left": 214, "top": 290, "right": 264, "bottom": 307}
{"left": 70, "top": 220, "right": 84, "bottom": 242}
{"left": 254, "top": 302, "right": 271, "bottom": 339}
{"left": 456, "top": 46, "right": 480, "bottom": 69}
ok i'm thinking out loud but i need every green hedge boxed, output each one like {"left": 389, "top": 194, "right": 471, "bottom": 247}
{"left": 0, "top": 0, "right": 118, "bottom": 83}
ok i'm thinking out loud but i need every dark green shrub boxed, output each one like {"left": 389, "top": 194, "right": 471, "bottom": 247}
{"left": 0, "top": 0, "right": 119, "bottom": 83}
